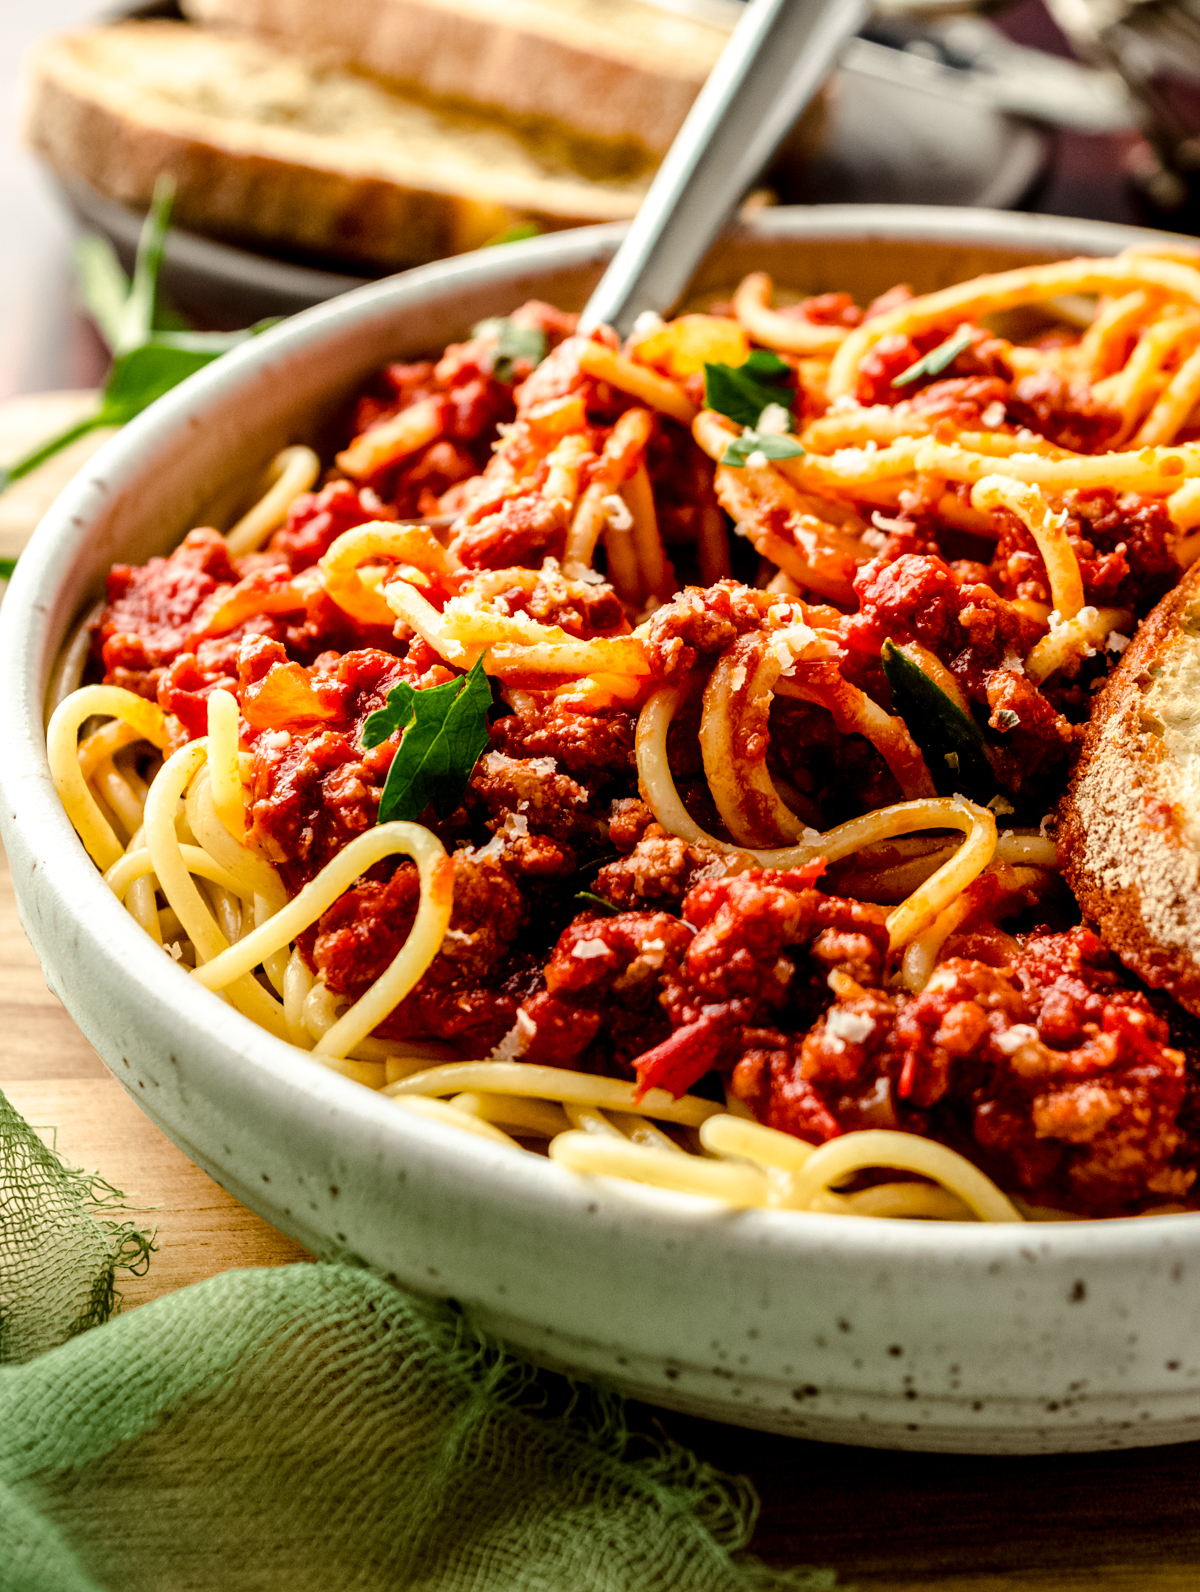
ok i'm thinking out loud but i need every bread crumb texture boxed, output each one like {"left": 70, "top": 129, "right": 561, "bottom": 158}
{"left": 181, "top": 0, "right": 729, "bottom": 153}
{"left": 25, "top": 22, "right": 654, "bottom": 269}
{"left": 1063, "top": 560, "right": 1200, "bottom": 1014}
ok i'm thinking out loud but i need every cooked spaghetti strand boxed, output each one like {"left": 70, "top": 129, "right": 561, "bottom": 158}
{"left": 225, "top": 445, "right": 321, "bottom": 556}
{"left": 48, "top": 686, "right": 170, "bottom": 872}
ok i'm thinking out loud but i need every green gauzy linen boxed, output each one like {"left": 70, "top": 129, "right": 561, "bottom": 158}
{"left": 0, "top": 1088, "right": 835, "bottom": 1592}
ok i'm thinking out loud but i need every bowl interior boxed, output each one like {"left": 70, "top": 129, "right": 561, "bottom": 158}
{"left": 7, "top": 206, "right": 1200, "bottom": 1453}
{"left": 44, "top": 206, "right": 1174, "bottom": 609}
{"left": 10, "top": 203, "right": 1182, "bottom": 1239}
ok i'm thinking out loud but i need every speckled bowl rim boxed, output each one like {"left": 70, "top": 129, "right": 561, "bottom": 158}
{"left": 3, "top": 204, "right": 1196, "bottom": 1281}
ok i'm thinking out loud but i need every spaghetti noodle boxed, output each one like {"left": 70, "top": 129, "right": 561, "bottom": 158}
{"left": 49, "top": 255, "right": 1200, "bottom": 1222}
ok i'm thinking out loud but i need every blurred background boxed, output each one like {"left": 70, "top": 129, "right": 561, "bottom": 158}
{"left": 3, "top": 0, "right": 1198, "bottom": 405}
{"left": 1, "top": 0, "right": 106, "bottom": 401}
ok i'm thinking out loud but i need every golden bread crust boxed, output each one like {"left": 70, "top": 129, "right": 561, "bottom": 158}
{"left": 23, "top": 22, "right": 648, "bottom": 270}
{"left": 181, "top": 0, "right": 727, "bottom": 156}
{"left": 1061, "top": 556, "right": 1200, "bottom": 1015}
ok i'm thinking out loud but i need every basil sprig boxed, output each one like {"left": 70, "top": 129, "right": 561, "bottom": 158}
{"left": 703, "top": 348, "right": 793, "bottom": 428}
{"left": 472, "top": 317, "right": 548, "bottom": 382}
{"left": 720, "top": 430, "right": 805, "bottom": 468}
{"left": 363, "top": 657, "right": 493, "bottom": 824}
{"left": 891, "top": 326, "right": 976, "bottom": 389}
{"left": 704, "top": 349, "right": 803, "bottom": 468}
{"left": 881, "top": 641, "right": 996, "bottom": 803}
{"left": 0, "top": 179, "right": 277, "bottom": 502}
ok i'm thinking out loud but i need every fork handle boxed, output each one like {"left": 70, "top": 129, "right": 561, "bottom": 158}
{"left": 579, "top": 0, "right": 867, "bottom": 339}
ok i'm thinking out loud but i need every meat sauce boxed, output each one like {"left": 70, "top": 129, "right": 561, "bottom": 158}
{"left": 90, "top": 302, "right": 1200, "bottom": 1217}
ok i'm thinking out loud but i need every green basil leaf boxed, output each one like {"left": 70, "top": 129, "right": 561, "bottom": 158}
{"left": 148, "top": 319, "right": 281, "bottom": 355}
{"left": 471, "top": 317, "right": 548, "bottom": 382}
{"left": 76, "top": 201, "right": 260, "bottom": 356}
{"left": 703, "top": 357, "right": 793, "bottom": 429}
{"left": 891, "top": 326, "right": 976, "bottom": 389}
{"left": 1, "top": 182, "right": 279, "bottom": 500}
{"left": 0, "top": 558, "right": 16, "bottom": 580}
{"left": 574, "top": 891, "right": 619, "bottom": 916}
{"left": 881, "top": 640, "right": 996, "bottom": 803}
{"left": 0, "top": 337, "right": 258, "bottom": 496}
{"left": 74, "top": 235, "right": 133, "bottom": 351}
{"left": 721, "top": 429, "right": 806, "bottom": 468}
{"left": 741, "top": 349, "right": 791, "bottom": 380}
{"left": 118, "top": 176, "right": 175, "bottom": 354}
{"left": 364, "top": 656, "right": 493, "bottom": 823}
{"left": 98, "top": 344, "right": 220, "bottom": 425}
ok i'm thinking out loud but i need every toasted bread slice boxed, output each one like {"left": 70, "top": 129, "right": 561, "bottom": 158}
{"left": 1061, "top": 560, "right": 1200, "bottom": 1015}
{"left": 24, "top": 22, "right": 652, "bottom": 272}
{"left": 180, "top": 0, "right": 734, "bottom": 157}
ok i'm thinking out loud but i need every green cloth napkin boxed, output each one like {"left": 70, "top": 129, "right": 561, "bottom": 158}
{"left": 0, "top": 1088, "right": 835, "bottom": 1591}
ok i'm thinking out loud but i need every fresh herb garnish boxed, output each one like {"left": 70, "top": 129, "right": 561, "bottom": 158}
{"left": 891, "top": 326, "right": 976, "bottom": 389}
{"left": 363, "top": 657, "right": 492, "bottom": 824}
{"left": 471, "top": 317, "right": 548, "bottom": 382}
{"left": 721, "top": 430, "right": 806, "bottom": 468}
{"left": 0, "top": 178, "right": 277, "bottom": 502}
{"left": 742, "top": 349, "right": 791, "bottom": 379}
{"left": 0, "top": 559, "right": 16, "bottom": 581}
{"left": 483, "top": 221, "right": 540, "bottom": 247}
{"left": 881, "top": 640, "right": 996, "bottom": 803}
{"left": 705, "top": 349, "right": 800, "bottom": 466}
{"left": 703, "top": 350, "right": 793, "bottom": 429}
{"left": 574, "top": 891, "right": 619, "bottom": 916}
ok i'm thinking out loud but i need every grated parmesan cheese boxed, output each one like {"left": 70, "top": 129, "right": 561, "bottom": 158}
{"left": 757, "top": 402, "right": 792, "bottom": 436}
{"left": 488, "top": 1008, "right": 538, "bottom": 1061}
{"left": 573, "top": 939, "right": 612, "bottom": 960}
{"left": 469, "top": 832, "right": 506, "bottom": 862}
{"left": 825, "top": 1008, "right": 875, "bottom": 1044}
{"left": 482, "top": 751, "right": 557, "bottom": 778}
{"left": 871, "top": 510, "right": 909, "bottom": 534}
{"left": 993, "top": 1023, "right": 1040, "bottom": 1055}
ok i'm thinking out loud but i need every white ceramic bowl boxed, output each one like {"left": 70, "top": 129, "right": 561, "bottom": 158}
{"left": 6, "top": 206, "right": 1200, "bottom": 1456}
